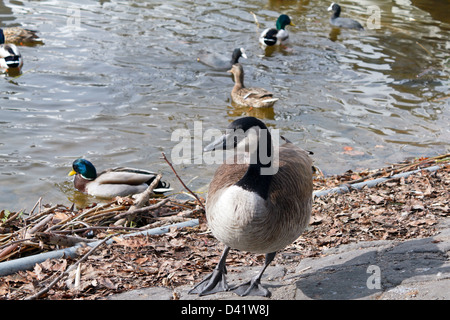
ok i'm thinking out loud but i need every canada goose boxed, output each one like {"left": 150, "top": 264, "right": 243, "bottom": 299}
{"left": 259, "top": 14, "right": 295, "bottom": 47}
{"left": 197, "top": 47, "right": 247, "bottom": 71}
{"left": 228, "top": 63, "right": 278, "bottom": 109}
{"left": 69, "top": 158, "right": 172, "bottom": 198}
{"left": 0, "top": 29, "right": 23, "bottom": 71}
{"left": 189, "top": 117, "right": 313, "bottom": 297}
{"left": 327, "top": 3, "right": 364, "bottom": 30}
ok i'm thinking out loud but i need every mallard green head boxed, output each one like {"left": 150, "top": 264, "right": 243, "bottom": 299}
{"left": 69, "top": 158, "right": 97, "bottom": 180}
{"left": 276, "top": 14, "right": 295, "bottom": 30}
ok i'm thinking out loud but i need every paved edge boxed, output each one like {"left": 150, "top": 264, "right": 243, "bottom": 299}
{"left": 107, "top": 217, "right": 450, "bottom": 300}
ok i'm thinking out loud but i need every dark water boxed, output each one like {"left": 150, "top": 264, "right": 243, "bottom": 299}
{"left": 0, "top": 0, "right": 448, "bottom": 211}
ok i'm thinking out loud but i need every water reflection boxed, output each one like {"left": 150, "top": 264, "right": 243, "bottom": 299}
{"left": 0, "top": 0, "right": 448, "bottom": 211}
{"left": 411, "top": 0, "right": 450, "bottom": 24}
{"left": 228, "top": 103, "right": 276, "bottom": 120}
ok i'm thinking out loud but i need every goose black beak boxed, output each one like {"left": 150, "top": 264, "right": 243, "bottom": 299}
{"left": 204, "top": 134, "right": 228, "bottom": 152}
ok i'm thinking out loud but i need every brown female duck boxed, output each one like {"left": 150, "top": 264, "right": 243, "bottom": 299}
{"left": 2, "top": 27, "right": 39, "bottom": 45}
{"left": 228, "top": 63, "right": 278, "bottom": 108}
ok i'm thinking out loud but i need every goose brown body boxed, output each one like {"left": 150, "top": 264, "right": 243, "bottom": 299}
{"left": 228, "top": 63, "right": 278, "bottom": 108}
{"left": 206, "top": 142, "right": 313, "bottom": 253}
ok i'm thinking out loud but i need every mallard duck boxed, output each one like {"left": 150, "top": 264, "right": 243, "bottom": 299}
{"left": 328, "top": 3, "right": 364, "bottom": 30}
{"left": 190, "top": 117, "right": 313, "bottom": 297}
{"left": 259, "top": 14, "right": 295, "bottom": 47}
{"left": 69, "top": 158, "right": 172, "bottom": 198}
{"left": 0, "top": 29, "right": 23, "bottom": 71}
{"left": 2, "top": 27, "right": 39, "bottom": 45}
{"left": 227, "top": 63, "right": 278, "bottom": 108}
{"left": 197, "top": 48, "right": 247, "bottom": 71}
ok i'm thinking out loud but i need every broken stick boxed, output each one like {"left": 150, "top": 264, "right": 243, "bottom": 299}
{"left": 25, "top": 234, "right": 114, "bottom": 300}
{"left": 161, "top": 152, "right": 205, "bottom": 210}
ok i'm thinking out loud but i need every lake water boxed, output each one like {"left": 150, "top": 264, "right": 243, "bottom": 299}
{"left": 1, "top": 0, "right": 449, "bottom": 212}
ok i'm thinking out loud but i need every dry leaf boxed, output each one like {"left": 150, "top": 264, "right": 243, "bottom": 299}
{"left": 369, "top": 195, "right": 384, "bottom": 204}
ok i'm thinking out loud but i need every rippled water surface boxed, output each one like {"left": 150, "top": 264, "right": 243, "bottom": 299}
{"left": 1, "top": 0, "right": 449, "bottom": 211}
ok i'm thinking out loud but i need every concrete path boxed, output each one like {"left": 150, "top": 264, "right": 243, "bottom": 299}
{"left": 108, "top": 217, "right": 450, "bottom": 300}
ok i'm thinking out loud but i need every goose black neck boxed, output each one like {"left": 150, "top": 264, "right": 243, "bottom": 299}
{"left": 235, "top": 129, "right": 274, "bottom": 200}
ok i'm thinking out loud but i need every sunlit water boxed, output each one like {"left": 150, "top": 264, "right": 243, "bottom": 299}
{"left": 0, "top": 0, "right": 449, "bottom": 211}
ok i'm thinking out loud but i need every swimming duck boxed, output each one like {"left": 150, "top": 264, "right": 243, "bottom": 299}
{"left": 0, "top": 29, "right": 23, "bottom": 71}
{"left": 69, "top": 158, "right": 172, "bottom": 198}
{"left": 2, "top": 27, "right": 39, "bottom": 45}
{"left": 259, "top": 14, "right": 295, "bottom": 47}
{"left": 190, "top": 117, "right": 313, "bottom": 297}
{"left": 227, "top": 63, "right": 278, "bottom": 108}
{"left": 328, "top": 3, "right": 364, "bottom": 30}
{"left": 197, "top": 48, "right": 247, "bottom": 71}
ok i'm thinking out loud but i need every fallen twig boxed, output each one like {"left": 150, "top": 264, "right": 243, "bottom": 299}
{"left": 82, "top": 205, "right": 128, "bottom": 223}
{"left": 24, "top": 234, "right": 115, "bottom": 300}
{"left": 433, "top": 95, "right": 450, "bottom": 101}
{"left": 416, "top": 41, "right": 432, "bottom": 56}
{"left": 25, "top": 214, "right": 54, "bottom": 239}
{"left": 24, "top": 205, "right": 58, "bottom": 223}
{"left": 29, "top": 197, "right": 42, "bottom": 217}
{"left": 161, "top": 152, "right": 205, "bottom": 210}
{"left": 51, "top": 226, "right": 143, "bottom": 234}
{"left": 0, "top": 237, "right": 36, "bottom": 251}
{"left": 143, "top": 216, "right": 192, "bottom": 229}
{"left": 74, "top": 263, "right": 81, "bottom": 291}
{"left": 129, "top": 174, "right": 162, "bottom": 211}
{"left": 71, "top": 201, "right": 116, "bottom": 223}
{"left": 114, "top": 198, "right": 171, "bottom": 221}
{"left": 0, "top": 209, "right": 24, "bottom": 227}
{"left": 345, "top": 153, "right": 450, "bottom": 185}
{"left": 0, "top": 243, "right": 20, "bottom": 261}
{"left": 250, "top": 11, "right": 260, "bottom": 30}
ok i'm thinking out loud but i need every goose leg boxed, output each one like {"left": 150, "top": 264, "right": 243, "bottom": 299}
{"left": 189, "top": 246, "right": 230, "bottom": 296}
{"left": 231, "top": 252, "right": 276, "bottom": 297}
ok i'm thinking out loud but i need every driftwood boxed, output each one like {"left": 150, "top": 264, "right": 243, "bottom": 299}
{"left": 114, "top": 198, "right": 171, "bottom": 221}
{"left": 129, "top": 174, "right": 163, "bottom": 211}
{"left": 161, "top": 152, "right": 205, "bottom": 210}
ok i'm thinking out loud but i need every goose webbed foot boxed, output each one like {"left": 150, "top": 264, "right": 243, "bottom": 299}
{"left": 189, "top": 246, "right": 230, "bottom": 296}
{"left": 231, "top": 251, "right": 276, "bottom": 297}
{"left": 188, "top": 268, "right": 229, "bottom": 296}
{"left": 231, "top": 276, "right": 271, "bottom": 297}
